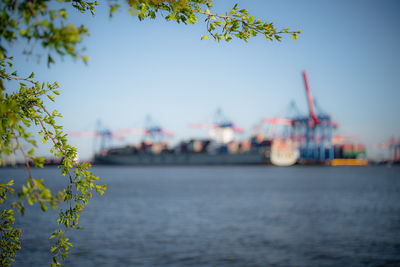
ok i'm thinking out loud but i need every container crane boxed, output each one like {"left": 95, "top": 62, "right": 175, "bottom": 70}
{"left": 119, "top": 115, "right": 174, "bottom": 143}
{"left": 69, "top": 120, "right": 125, "bottom": 153}
{"left": 189, "top": 108, "right": 244, "bottom": 144}
{"left": 290, "top": 71, "right": 335, "bottom": 161}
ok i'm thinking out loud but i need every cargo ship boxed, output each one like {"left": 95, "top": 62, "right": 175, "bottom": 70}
{"left": 92, "top": 130, "right": 367, "bottom": 166}
{"left": 92, "top": 137, "right": 369, "bottom": 166}
{"left": 94, "top": 137, "right": 274, "bottom": 165}
{"left": 93, "top": 111, "right": 297, "bottom": 166}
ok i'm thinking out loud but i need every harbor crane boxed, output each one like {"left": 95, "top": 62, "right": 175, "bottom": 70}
{"left": 189, "top": 108, "right": 244, "bottom": 144}
{"left": 69, "top": 120, "right": 125, "bottom": 153}
{"left": 264, "top": 72, "right": 338, "bottom": 162}
{"left": 119, "top": 115, "right": 174, "bottom": 143}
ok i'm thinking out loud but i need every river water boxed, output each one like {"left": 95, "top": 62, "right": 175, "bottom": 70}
{"left": 1, "top": 166, "right": 400, "bottom": 266}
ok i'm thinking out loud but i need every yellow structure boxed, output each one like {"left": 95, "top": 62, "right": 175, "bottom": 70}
{"left": 331, "top": 159, "right": 368, "bottom": 166}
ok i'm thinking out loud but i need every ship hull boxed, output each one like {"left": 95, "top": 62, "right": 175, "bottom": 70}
{"left": 94, "top": 152, "right": 267, "bottom": 165}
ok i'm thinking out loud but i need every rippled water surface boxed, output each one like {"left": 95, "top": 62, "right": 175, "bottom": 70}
{"left": 2, "top": 166, "right": 400, "bottom": 266}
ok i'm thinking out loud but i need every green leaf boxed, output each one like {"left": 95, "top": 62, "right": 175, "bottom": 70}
{"left": 19, "top": 28, "right": 27, "bottom": 36}
{"left": 47, "top": 95, "right": 55, "bottom": 102}
{"left": 40, "top": 202, "right": 48, "bottom": 212}
{"left": 47, "top": 55, "right": 55, "bottom": 67}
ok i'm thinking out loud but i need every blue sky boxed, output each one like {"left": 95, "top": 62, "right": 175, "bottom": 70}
{"left": 9, "top": 0, "right": 400, "bottom": 160}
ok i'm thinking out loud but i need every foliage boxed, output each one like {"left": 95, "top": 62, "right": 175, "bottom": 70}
{"left": 0, "top": 56, "right": 106, "bottom": 266}
{"left": 0, "top": 0, "right": 300, "bottom": 266}
{"left": 108, "top": 0, "right": 300, "bottom": 42}
{"left": 0, "top": 180, "right": 20, "bottom": 267}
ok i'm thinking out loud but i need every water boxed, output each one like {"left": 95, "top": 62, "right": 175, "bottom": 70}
{"left": 1, "top": 166, "right": 400, "bottom": 266}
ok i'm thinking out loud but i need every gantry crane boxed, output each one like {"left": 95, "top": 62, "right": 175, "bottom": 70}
{"left": 189, "top": 108, "right": 244, "bottom": 144}
{"left": 69, "top": 119, "right": 125, "bottom": 153}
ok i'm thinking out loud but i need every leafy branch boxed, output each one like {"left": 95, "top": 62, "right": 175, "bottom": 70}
{"left": 0, "top": 57, "right": 105, "bottom": 266}
{"left": 197, "top": 4, "right": 301, "bottom": 42}
{"left": 114, "top": 1, "right": 301, "bottom": 43}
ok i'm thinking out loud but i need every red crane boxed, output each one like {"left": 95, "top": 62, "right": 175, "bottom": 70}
{"left": 264, "top": 118, "right": 293, "bottom": 126}
{"left": 302, "top": 71, "right": 320, "bottom": 125}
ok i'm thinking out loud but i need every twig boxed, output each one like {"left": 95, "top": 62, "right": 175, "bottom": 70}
{"left": 10, "top": 128, "right": 41, "bottom": 200}
{"left": 33, "top": 106, "right": 74, "bottom": 236}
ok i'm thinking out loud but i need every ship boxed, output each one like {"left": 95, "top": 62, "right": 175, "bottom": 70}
{"left": 93, "top": 110, "right": 291, "bottom": 166}
{"left": 94, "top": 137, "right": 274, "bottom": 165}
{"left": 91, "top": 130, "right": 365, "bottom": 167}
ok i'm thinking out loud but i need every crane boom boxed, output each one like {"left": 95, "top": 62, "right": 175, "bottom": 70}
{"left": 302, "top": 71, "right": 320, "bottom": 125}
